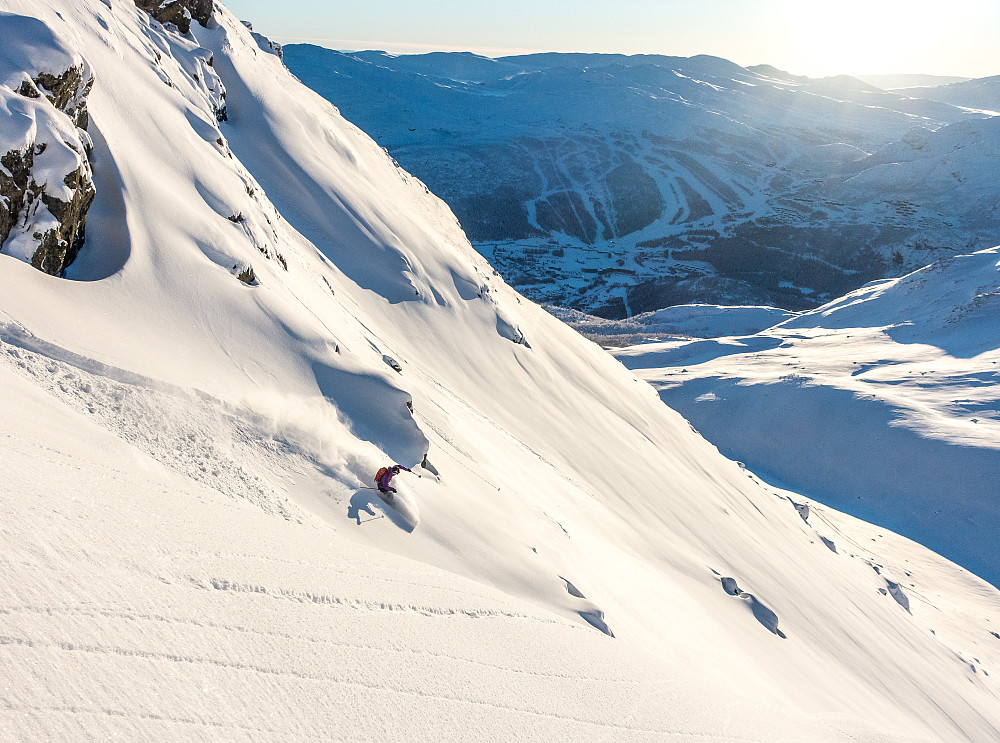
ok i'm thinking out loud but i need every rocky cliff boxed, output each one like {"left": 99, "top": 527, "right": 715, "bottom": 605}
{"left": 1, "top": 19, "right": 96, "bottom": 275}
{"left": 133, "top": 0, "right": 212, "bottom": 35}
{"left": 1, "top": 2, "right": 219, "bottom": 276}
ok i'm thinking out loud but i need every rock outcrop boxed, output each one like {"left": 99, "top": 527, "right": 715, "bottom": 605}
{"left": 241, "top": 21, "right": 283, "bottom": 61}
{"left": 133, "top": 0, "right": 213, "bottom": 35}
{"left": 1, "top": 59, "right": 96, "bottom": 276}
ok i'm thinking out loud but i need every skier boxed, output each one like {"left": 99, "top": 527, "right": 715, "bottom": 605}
{"left": 374, "top": 464, "right": 411, "bottom": 500}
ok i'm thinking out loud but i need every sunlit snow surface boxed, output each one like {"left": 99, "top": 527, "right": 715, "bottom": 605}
{"left": 616, "top": 248, "right": 1000, "bottom": 588}
{"left": 1, "top": 1, "right": 999, "bottom": 741}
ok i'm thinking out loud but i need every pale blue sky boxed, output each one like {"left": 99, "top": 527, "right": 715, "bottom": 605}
{"left": 225, "top": 0, "right": 1000, "bottom": 78}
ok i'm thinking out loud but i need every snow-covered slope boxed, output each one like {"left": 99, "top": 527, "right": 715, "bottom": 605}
{"left": 900, "top": 75, "right": 1000, "bottom": 114}
{"left": 2, "top": 2, "right": 1000, "bottom": 740}
{"left": 615, "top": 247, "right": 1000, "bottom": 588}
{"left": 283, "top": 46, "right": 999, "bottom": 317}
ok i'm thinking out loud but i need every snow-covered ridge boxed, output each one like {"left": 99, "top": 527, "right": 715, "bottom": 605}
{"left": 897, "top": 74, "right": 1000, "bottom": 114}
{"left": 283, "top": 45, "right": 999, "bottom": 317}
{"left": 2, "top": 1, "right": 1000, "bottom": 740}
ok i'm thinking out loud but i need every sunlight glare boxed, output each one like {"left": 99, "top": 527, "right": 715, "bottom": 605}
{"left": 780, "top": 0, "right": 979, "bottom": 75}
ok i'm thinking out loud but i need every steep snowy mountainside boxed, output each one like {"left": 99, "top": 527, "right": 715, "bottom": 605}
{"left": 615, "top": 246, "right": 1000, "bottom": 587}
{"left": 9, "top": 348, "right": 1000, "bottom": 742}
{"left": 3, "top": 2, "right": 1000, "bottom": 740}
{"left": 283, "top": 45, "right": 998, "bottom": 317}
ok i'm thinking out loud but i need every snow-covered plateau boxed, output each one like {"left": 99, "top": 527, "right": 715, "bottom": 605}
{"left": 2, "top": 2, "right": 1000, "bottom": 741}
{"left": 283, "top": 46, "right": 1000, "bottom": 318}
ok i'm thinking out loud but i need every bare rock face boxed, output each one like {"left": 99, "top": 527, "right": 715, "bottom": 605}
{"left": 20, "top": 65, "right": 93, "bottom": 129}
{"left": 133, "top": 0, "right": 213, "bottom": 35}
{"left": 32, "top": 162, "right": 97, "bottom": 274}
{"left": 1, "top": 62, "right": 96, "bottom": 276}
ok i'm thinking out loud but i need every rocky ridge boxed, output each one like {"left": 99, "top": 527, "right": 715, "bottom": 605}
{"left": 1, "top": 21, "right": 96, "bottom": 275}
{"left": 0, "top": 1, "right": 224, "bottom": 276}
{"left": 132, "top": 0, "right": 212, "bottom": 35}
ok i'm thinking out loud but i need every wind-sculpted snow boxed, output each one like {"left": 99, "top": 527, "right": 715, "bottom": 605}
{"left": 284, "top": 45, "right": 999, "bottom": 317}
{"left": 0, "top": 12, "right": 87, "bottom": 90}
{"left": 2, "top": 1, "right": 1000, "bottom": 741}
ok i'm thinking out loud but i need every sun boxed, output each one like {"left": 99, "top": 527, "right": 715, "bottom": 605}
{"left": 777, "top": 0, "right": 976, "bottom": 76}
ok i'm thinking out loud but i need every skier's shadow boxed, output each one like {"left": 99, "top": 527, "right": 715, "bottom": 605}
{"left": 347, "top": 491, "right": 381, "bottom": 525}
{"left": 347, "top": 489, "right": 416, "bottom": 532}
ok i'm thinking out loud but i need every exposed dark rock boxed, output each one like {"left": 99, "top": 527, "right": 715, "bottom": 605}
{"left": 133, "top": 0, "right": 213, "bottom": 35}
{"left": 1, "top": 63, "right": 96, "bottom": 276}
{"left": 236, "top": 264, "right": 257, "bottom": 284}
{"left": 1, "top": 143, "right": 95, "bottom": 276}
{"left": 36, "top": 165, "right": 96, "bottom": 271}
{"left": 16, "top": 79, "right": 40, "bottom": 99}
{"left": 0, "top": 146, "right": 32, "bottom": 251}
{"left": 16, "top": 66, "right": 93, "bottom": 133}
{"left": 33, "top": 66, "right": 94, "bottom": 130}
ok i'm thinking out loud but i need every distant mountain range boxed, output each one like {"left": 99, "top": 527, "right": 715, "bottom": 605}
{"left": 855, "top": 73, "right": 971, "bottom": 89}
{"left": 284, "top": 46, "right": 1000, "bottom": 317}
